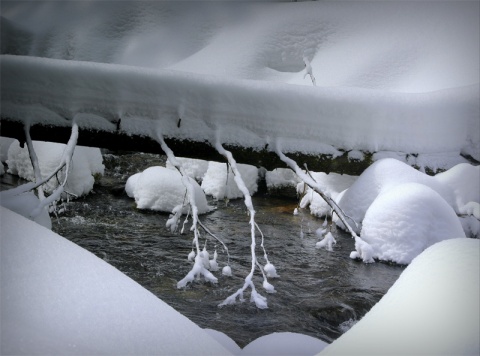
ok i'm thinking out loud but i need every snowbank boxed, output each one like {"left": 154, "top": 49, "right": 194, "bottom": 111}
{"left": 7, "top": 140, "right": 104, "bottom": 198}
{"left": 0, "top": 136, "right": 15, "bottom": 162}
{"left": 201, "top": 161, "right": 258, "bottom": 200}
{"left": 359, "top": 183, "right": 465, "bottom": 264}
{"left": 335, "top": 158, "right": 456, "bottom": 233}
{"left": 0, "top": 189, "right": 51, "bottom": 229}
{"left": 320, "top": 238, "right": 480, "bottom": 355}
{"left": 126, "top": 166, "right": 210, "bottom": 214}
{"left": 299, "top": 172, "right": 356, "bottom": 217}
{"left": 0, "top": 206, "right": 231, "bottom": 355}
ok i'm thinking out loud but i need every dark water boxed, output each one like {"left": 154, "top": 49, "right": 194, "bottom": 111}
{"left": 1, "top": 153, "right": 404, "bottom": 347}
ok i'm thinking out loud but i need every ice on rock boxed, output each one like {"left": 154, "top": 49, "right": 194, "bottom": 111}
{"left": 126, "top": 166, "right": 210, "bottom": 214}
{"left": 201, "top": 161, "right": 258, "bottom": 200}
{"left": 263, "top": 280, "right": 276, "bottom": 294}
{"left": 7, "top": 140, "right": 104, "bottom": 198}
{"left": 209, "top": 250, "right": 219, "bottom": 272}
{"left": 335, "top": 158, "right": 456, "bottom": 233}
{"left": 360, "top": 183, "right": 465, "bottom": 264}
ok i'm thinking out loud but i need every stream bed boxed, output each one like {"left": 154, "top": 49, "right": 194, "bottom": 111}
{"left": 2, "top": 152, "right": 404, "bottom": 347}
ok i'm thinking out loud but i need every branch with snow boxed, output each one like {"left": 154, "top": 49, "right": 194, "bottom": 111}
{"left": 155, "top": 130, "right": 218, "bottom": 287}
{"left": 215, "top": 139, "right": 276, "bottom": 308}
{"left": 303, "top": 57, "right": 316, "bottom": 86}
{"left": 275, "top": 142, "right": 374, "bottom": 263}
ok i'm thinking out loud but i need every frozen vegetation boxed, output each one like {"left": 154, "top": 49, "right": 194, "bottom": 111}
{"left": 1, "top": 0, "right": 479, "bottom": 354}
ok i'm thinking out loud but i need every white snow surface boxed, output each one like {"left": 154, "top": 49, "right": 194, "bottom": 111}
{"left": 240, "top": 332, "right": 328, "bottom": 356}
{"left": 0, "top": 189, "right": 51, "bottom": 229}
{"left": 1, "top": 0, "right": 479, "bottom": 166}
{"left": 166, "top": 157, "right": 209, "bottom": 182}
{"left": 320, "top": 238, "right": 480, "bottom": 356}
{"left": 6, "top": 140, "right": 104, "bottom": 198}
{"left": 201, "top": 161, "right": 258, "bottom": 200}
{"left": 0, "top": 206, "right": 232, "bottom": 355}
{"left": 360, "top": 183, "right": 465, "bottom": 264}
{"left": 126, "top": 166, "right": 210, "bottom": 214}
{"left": 266, "top": 168, "right": 301, "bottom": 189}
{"left": 335, "top": 158, "right": 457, "bottom": 233}
{"left": 0, "top": 136, "right": 15, "bottom": 162}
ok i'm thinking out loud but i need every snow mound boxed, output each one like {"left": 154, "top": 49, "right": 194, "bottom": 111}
{"left": 434, "top": 163, "right": 480, "bottom": 212}
{"left": 321, "top": 238, "right": 480, "bottom": 355}
{"left": 201, "top": 161, "right": 258, "bottom": 200}
{"left": 0, "top": 136, "right": 15, "bottom": 162}
{"left": 335, "top": 158, "right": 456, "bottom": 232}
{"left": 241, "top": 332, "right": 328, "bottom": 356}
{"left": 0, "top": 206, "right": 231, "bottom": 355}
{"left": 299, "top": 172, "right": 357, "bottom": 217}
{"left": 0, "top": 190, "right": 51, "bottom": 229}
{"left": 127, "top": 166, "right": 210, "bottom": 214}
{"left": 6, "top": 140, "right": 104, "bottom": 198}
{"left": 166, "top": 157, "right": 209, "bottom": 182}
{"left": 360, "top": 183, "right": 465, "bottom": 264}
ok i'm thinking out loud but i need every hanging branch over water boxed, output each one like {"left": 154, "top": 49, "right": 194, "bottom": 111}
{"left": 155, "top": 130, "right": 218, "bottom": 287}
{"left": 1, "top": 121, "right": 80, "bottom": 220}
{"left": 215, "top": 139, "right": 277, "bottom": 309}
{"left": 275, "top": 143, "right": 374, "bottom": 263}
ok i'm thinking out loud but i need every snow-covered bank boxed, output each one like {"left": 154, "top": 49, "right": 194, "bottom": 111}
{"left": 320, "top": 238, "right": 480, "bottom": 355}
{"left": 0, "top": 206, "right": 231, "bottom": 355}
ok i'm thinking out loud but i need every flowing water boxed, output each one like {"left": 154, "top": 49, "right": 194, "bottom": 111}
{"left": 1, "top": 152, "right": 404, "bottom": 347}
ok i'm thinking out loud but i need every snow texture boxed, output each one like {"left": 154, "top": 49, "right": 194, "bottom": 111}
{"left": 320, "top": 238, "right": 480, "bottom": 356}
{"left": 6, "top": 140, "right": 104, "bottom": 198}
{"left": 241, "top": 332, "right": 328, "bottom": 356}
{"left": 360, "top": 183, "right": 465, "bottom": 264}
{"left": 335, "top": 158, "right": 457, "bottom": 233}
{"left": 0, "top": 137, "right": 15, "bottom": 162}
{"left": 166, "top": 157, "right": 209, "bottom": 182}
{"left": 0, "top": 190, "right": 51, "bottom": 229}
{"left": 265, "top": 168, "right": 301, "bottom": 189}
{"left": 201, "top": 161, "right": 258, "bottom": 200}
{"left": 126, "top": 166, "right": 210, "bottom": 214}
{"left": 0, "top": 206, "right": 232, "bottom": 355}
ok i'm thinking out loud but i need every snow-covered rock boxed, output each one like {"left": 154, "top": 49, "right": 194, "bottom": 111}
{"left": 335, "top": 158, "right": 456, "bottom": 232}
{"left": 166, "top": 157, "right": 209, "bottom": 182}
{"left": 6, "top": 140, "right": 104, "bottom": 198}
{"left": 299, "top": 172, "right": 357, "bottom": 217}
{"left": 359, "top": 183, "right": 465, "bottom": 264}
{"left": 0, "top": 206, "right": 231, "bottom": 355}
{"left": 126, "top": 166, "right": 210, "bottom": 214}
{"left": 320, "top": 238, "right": 480, "bottom": 355}
{"left": 201, "top": 161, "right": 258, "bottom": 200}
{"left": 0, "top": 189, "right": 52, "bottom": 229}
{"left": 0, "top": 136, "right": 15, "bottom": 162}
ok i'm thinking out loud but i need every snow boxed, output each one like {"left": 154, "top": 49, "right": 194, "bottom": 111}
{"left": 126, "top": 166, "right": 210, "bottom": 214}
{"left": 435, "top": 163, "right": 480, "bottom": 213}
{"left": 359, "top": 183, "right": 465, "bottom": 264}
{"left": 335, "top": 158, "right": 457, "bottom": 233}
{"left": 320, "top": 238, "right": 480, "bottom": 356}
{"left": 201, "top": 161, "right": 258, "bottom": 200}
{"left": 241, "top": 332, "right": 328, "bottom": 356}
{"left": 299, "top": 172, "right": 356, "bottom": 217}
{"left": 0, "top": 206, "right": 232, "bottom": 355}
{"left": 0, "top": 136, "right": 15, "bottom": 162}
{"left": 166, "top": 157, "right": 209, "bottom": 182}
{"left": 0, "top": 189, "right": 51, "bottom": 229}
{"left": 6, "top": 140, "right": 104, "bottom": 198}
{"left": 265, "top": 167, "right": 301, "bottom": 190}
{"left": 1, "top": 0, "right": 479, "bottom": 169}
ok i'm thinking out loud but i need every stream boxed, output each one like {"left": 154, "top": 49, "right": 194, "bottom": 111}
{"left": 1, "top": 151, "right": 404, "bottom": 347}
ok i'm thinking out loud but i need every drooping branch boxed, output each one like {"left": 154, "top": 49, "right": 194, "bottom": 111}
{"left": 275, "top": 143, "right": 374, "bottom": 263}
{"left": 215, "top": 139, "right": 275, "bottom": 308}
{"left": 154, "top": 129, "right": 218, "bottom": 287}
